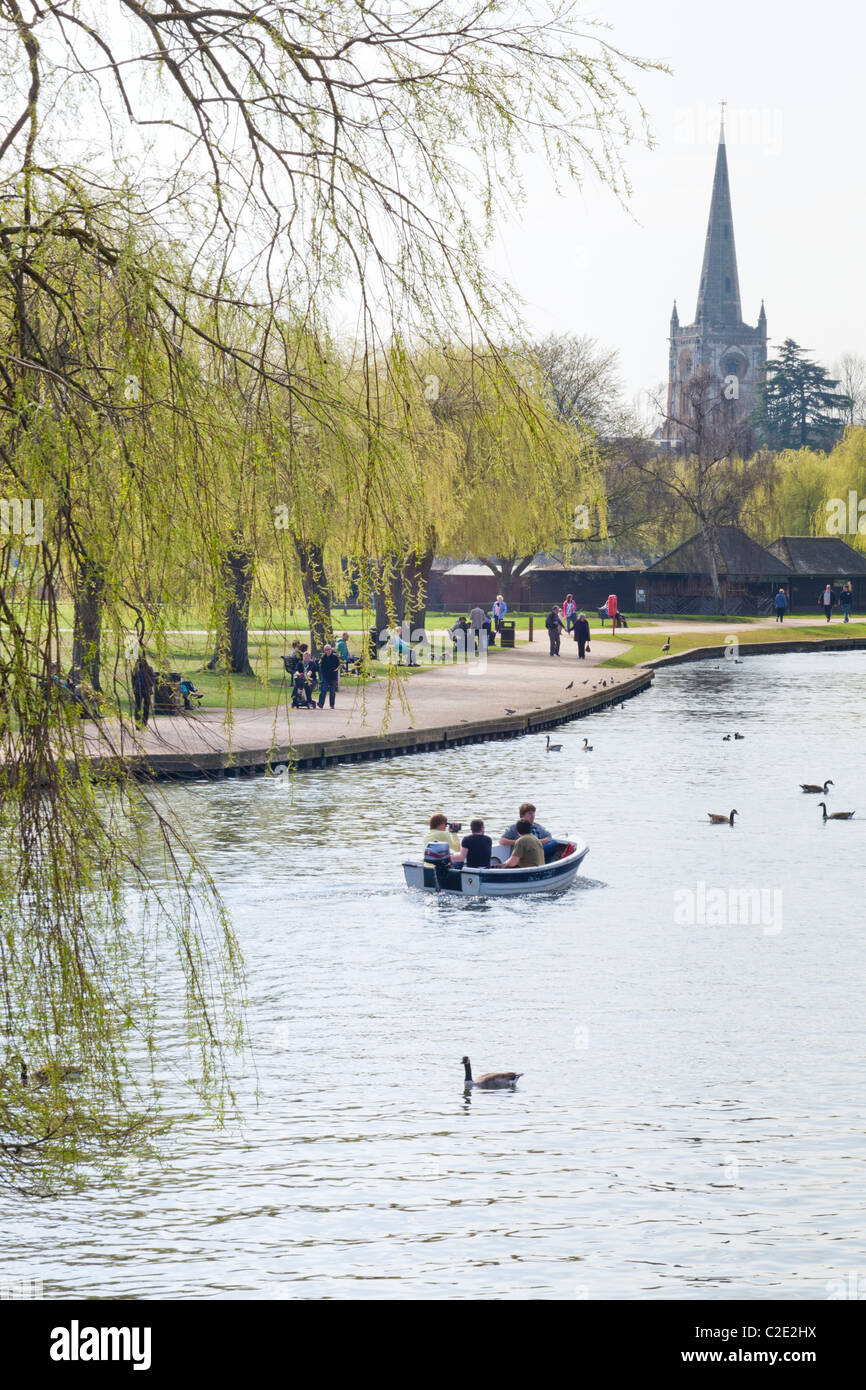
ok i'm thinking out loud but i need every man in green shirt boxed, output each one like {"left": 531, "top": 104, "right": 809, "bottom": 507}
{"left": 502, "top": 818, "right": 545, "bottom": 868}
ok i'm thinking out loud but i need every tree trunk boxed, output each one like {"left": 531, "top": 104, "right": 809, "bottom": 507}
{"left": 71, "top": 556, "right": 105, "bottom": 690}
{"left": 295, "top": 539, "right": 332, "bottom": 657}
{"left": 402, "top": 547, "right": 435, "bottom": 631}
{"left": 483, "top": 554, "right": 534, "bottom": 605}
{"left": 373, "top": 557, "right": 403, "bottom": 633}
{"left": 700, "top": 523, "right": 723, "bottom": 610}
{"left": 209, "top": 547, "right": 254, "bottom": 675}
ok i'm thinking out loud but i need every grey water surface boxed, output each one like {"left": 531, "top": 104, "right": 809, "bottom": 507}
{"left": 3, "top": 650, "right": 865, "bottom": 1299}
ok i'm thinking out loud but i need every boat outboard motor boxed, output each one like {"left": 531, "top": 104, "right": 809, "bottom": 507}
{"left": 424, "top": 841, "right": 452, "bottom": 891}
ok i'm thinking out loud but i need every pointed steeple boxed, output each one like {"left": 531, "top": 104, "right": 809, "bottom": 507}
{"left": 670, "top": 299, "right": 679, "bottom": 331}
{"left": 695, "top": 117, "right": 742, "bottom": 328}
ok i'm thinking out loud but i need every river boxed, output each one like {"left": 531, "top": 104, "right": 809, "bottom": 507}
{"left": 3, "top": 650, "right": 865, "bottom": 1300}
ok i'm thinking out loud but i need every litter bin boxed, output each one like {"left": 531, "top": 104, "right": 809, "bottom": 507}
{"left": 500, "top": 619, "right": 516, "bottom": 649}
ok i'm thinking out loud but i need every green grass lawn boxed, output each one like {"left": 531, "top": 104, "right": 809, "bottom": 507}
{"left": 596, "top": 621, "right": 866, "bottom": 669}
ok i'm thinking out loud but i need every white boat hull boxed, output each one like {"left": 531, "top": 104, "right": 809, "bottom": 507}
{"left": 403, "top": 840, "right": 589, "bottom": 897}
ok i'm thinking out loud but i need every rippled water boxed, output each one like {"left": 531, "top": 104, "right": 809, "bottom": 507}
{"left": 3, "top": 651, "right": 866, "bottom": 1299}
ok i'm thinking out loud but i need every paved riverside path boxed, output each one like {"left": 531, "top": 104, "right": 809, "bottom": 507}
{"left": 80, "top": 631, "right": 640, "bottom": 774}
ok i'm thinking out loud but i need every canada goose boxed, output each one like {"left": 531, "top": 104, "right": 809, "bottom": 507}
{"left": 462, "top": 1056, "right": 523, "bottom": 1090}
{"left": 801, "top": 780, "right": 833, "bottom": 794}
{"left": 545, "top": 735, "right": 562, "bottom": 752}
{"left": 708, "top": 810, "right": 738, "bottom": 825}
{"left": 734, "top": 732, "right": 745, "bottom": 740}
{"left": 582, "top": 738, "right": 592, "bottom": 751}
{"left": 818, "top": 802, "right": 854, "bottom": 821}
{"left": 661, "top": 637, "right": 672, "bottom": 652}
{"left": 14, "top": 1056, "right": 83, "bottom": 1087}
{"left": 722, "top": 734, "right": 731, "bottom": 741}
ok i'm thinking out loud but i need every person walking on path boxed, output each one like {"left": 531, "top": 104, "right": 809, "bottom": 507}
{"left": 545, "top": 604, "right": 563, "bottom": 656}
{"left": 562, "top": 594, "right": 577, "bottom": 635}
{"left": 606, "top": 592, "right": 619, "bottom": 635}
{"left": 492, "top": 595, "right": 507, "bottom": 635}
{"left": 575, "top": 611, "right": 591, "bottom": 657}
{"left": 131, "top": 651, "right": 155, "bottom": 727}
{"left": 774, "top": 587, "right": 788, "bottom": 623}
{"left": 820, "top": 583, "right": 836, "bottom": 623}
{"left": 841, "top": 582, "right": 854, "bottom": 622}
{"left": 317, "top": 643, "right": 341, "bottom": 708}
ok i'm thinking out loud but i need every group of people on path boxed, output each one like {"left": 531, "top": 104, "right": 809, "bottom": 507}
{"left": 285, "top": 640, "right": 344, "bottom": 709}
{"left": 422, "top": 802, "right": 555, "bottom": 871}
{"left": 773, "top": 583, "right": 856, "bottom": 623}
{"left": 449, "top": 596, "right": 510, "bottom": 654}
{"left": 546, "top": 595, "right": 592, "bottom": 657}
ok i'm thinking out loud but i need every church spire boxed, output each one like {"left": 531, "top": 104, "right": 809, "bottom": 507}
{"left": 695, "top": 116, "right": 742, "bottom": 328}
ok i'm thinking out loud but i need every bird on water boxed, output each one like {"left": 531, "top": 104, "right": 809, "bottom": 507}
{"left": 14, "top": 1056, "right": 83, "bottom": 1087}
{"left": 708, "top": 810, "right": 738, "bottom": 825}
{"left": 818, "top": 802, "right": 854, "bottom": 821}
{"left": 462, "top": 1056, "right": 523, "bottom": 1090}
{"left": 801, "top": 780, "right": 832, "bottom": 794}
{"left": 545, "top": 735, "right": 562, "bottom": 751}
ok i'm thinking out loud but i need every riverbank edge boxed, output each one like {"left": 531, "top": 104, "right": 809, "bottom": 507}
{"left": 85, "top": 668, "right": 654, "bottom": 781}
{"left": 645, "top": 634, "right": 866, "bottom": 669}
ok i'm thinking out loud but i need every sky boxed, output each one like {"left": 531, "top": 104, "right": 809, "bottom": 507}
{"left": 489, "top": 0, "right": 866, "bottom": 409}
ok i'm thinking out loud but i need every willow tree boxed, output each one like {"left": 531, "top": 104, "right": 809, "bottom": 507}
{"left": 0, "top": 194, "right": 253, "bottom": 1193}
{"left": 418, "top": 346, "right": 607, "bottom": 600}
{"left": 0, "top": 0, "right": 663, "bottom": 1186}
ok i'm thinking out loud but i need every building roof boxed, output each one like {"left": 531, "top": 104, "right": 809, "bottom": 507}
{"left": 767, "top": 536, "right": 866, "bottom": 576}
{"left": 646, "top": 525, "right": 791, "bottom": 578}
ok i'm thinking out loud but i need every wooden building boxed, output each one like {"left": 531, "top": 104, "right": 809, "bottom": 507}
{"left": 641, "top": 525, "right": 790, "bottom": 616}
{"left": 766, "top": 537, "right": 866, "bottom": 611}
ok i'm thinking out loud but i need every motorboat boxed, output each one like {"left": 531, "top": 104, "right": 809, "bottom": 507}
{"left": 402, "top": 839, "right": 589, "bottom": 897}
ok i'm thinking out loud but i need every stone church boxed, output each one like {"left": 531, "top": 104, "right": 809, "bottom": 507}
{"left": 665, "top": 119, "right": 766, "bottom": 445}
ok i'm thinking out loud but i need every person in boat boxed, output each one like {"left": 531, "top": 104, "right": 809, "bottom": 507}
{"left": 501, "top": 819, "right": 545, "bottom": 869}
{"left": 452, "top": 818, "right": 492, "bottom": 869}
{"left": 499, "top": 803, "right": 553, "bottom": 849}
{"left": 421, "top": 813, "right": 461, "bottom": 860}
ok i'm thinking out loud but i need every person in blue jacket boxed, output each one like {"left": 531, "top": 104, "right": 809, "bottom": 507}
{"left": 774, "top": 587, "right": 788, "bottom": 623}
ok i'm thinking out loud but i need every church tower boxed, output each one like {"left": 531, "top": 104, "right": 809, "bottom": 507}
{"left": 666, "top": 116, "right": 766, "bottom": 444}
